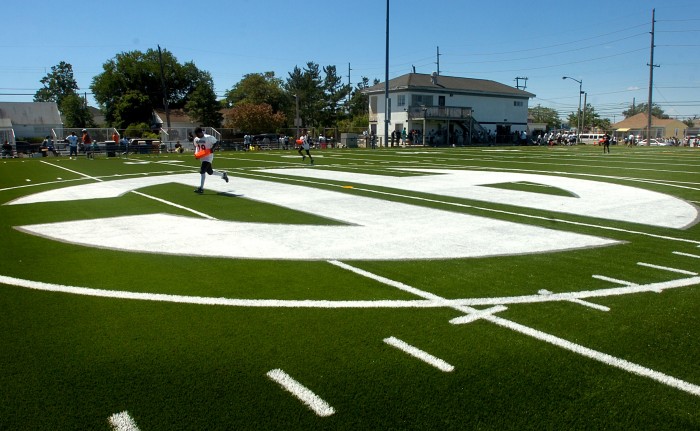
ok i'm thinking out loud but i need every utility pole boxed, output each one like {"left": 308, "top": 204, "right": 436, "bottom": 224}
{"left": 347, "top": 63, "right": 352, "bottom": 104}
{"left": 582, "top": 92, "right": 587, "bottom": 132}
{"left": 436, "top": 46, "right": 441, "bottom": 75}
{"left": 515, "top": 77, "right": 528, "bottom": 90}
{"left": 157, "top": 45, "right": 171, "bottom": 131}
{"left": 646, "top": 8, "right": 660, "bottom": 143}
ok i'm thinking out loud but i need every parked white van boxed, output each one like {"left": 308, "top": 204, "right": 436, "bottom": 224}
{"left": 578, "top": 133, "right": 605, "bottom": 145}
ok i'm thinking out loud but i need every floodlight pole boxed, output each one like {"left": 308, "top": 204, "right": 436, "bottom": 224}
{"left": 562, "top": 76, "right": 583, "bottom": 136}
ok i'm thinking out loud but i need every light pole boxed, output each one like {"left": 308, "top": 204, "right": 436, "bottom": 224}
{"left": 562, "top": 76, "right": 583, "bottom": 136}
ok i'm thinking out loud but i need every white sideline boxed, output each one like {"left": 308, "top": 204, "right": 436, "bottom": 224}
{"left": 108, "top": 411, "right": 140, "bottom": 431}
{"left": 266, "top": 369, "right": 335, "bottom": 417}
{"left": 384, "top": 336, "right": 455, "bottom": 372}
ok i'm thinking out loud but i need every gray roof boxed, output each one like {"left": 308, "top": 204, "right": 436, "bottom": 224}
{"left": 366, "top": 73, "right": 535, "bottom": 98}
{"left": 0, "top": 102, "right": 63, "bottom": 125}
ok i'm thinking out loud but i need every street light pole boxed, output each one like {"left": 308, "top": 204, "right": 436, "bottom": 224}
{"left": 562, "top": 76, "right": 583, "bottom": 137}
{"left": 384, "top": 0, "right": 390, "bottom": 149}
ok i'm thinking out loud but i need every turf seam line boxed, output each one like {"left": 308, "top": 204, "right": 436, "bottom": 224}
{"left": 384, "top": 336, "right": 455, "bottom": 372}
{"left": 266, "top": 369, "right": 335, "bottom": 417}
{"left": 108, "top": 411, "right": 140, "bottom": 431}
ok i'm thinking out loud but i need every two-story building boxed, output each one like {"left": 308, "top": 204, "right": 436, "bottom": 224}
{"left": 365, "top": 73, "right": 534, "bottom": 145}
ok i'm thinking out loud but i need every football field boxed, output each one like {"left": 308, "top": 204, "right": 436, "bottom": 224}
{"left": 1, "top": 145, "right": 699, "bottom": 430}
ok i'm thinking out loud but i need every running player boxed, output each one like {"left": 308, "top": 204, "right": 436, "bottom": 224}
{"left": 193, "top": 127, "right": 228, "bottom": 194}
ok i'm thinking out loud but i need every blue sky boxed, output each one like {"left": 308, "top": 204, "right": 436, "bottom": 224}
{"left": 3, "top": 0, "right": 699, "bottom": 122}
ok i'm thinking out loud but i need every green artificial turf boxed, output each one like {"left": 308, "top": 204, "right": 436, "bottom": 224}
{"left": 1, "top": 146, "right": 699, "bottom": 430}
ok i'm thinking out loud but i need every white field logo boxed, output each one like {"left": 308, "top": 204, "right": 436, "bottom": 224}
{"left": 7, "top": 169, "right": 698, "bottom": 260}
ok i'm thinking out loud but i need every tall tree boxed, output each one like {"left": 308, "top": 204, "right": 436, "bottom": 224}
{"left": 622, "top": 102, "right": 668, "bottom": 119}
{"left": 223, "top": 103, "right": 286, "bottom": 134}
{"left": 91, "top": 48, "right": 202, "bottom": 126}
{"left": 185, "top": 72, "right": 223, "bottom": 127}
{"left": 568, "top": 103, "right": 611, "bottom": 131}
{"left": 34, "top": 61, "right": 79, "bottom": 107}
{"left": 347, "top": 77, "right": 371, "bottom": 118}
{"left": 60, "top": 93, "right": 95, "bottom": 128}
{"left": 528, "top": 105, "right": 560, "bottom": 130}
{"left": 112, "top": 91, "right": 153, "bottom": 130}
{"left": 319, "top": 65, "right": 352, "bottom": 128}
{"left": 285, "top": 62, "right": 324, "bottom": 128}
{"left": 223, "top": 72, "right": 287, "bottom": 112}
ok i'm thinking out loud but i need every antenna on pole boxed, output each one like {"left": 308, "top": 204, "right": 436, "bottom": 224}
{"left": 515, "top": 77, "right": 528, "bottom": 90}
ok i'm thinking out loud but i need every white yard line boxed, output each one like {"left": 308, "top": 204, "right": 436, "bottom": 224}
{"left": 591, "top": 275, "right": 638, "bottom": 286}
{"left": 383, "top": 337, "right": 454, "bottom": 372}
{"left": 108, "top": 411, "right": 141, "bottom": 431}
{"left": 672, "top": 251, "right": 700, "bottom": 259}
{"left": 131, "top": 191, "right": 216, "bottom": 220}
{"left": 538, "top": 289, "right": 610, "bottom": 312}
{"left": 637, "top": 262, "right": 698, "bottom": 276}
{"left": 484, "top": 314, "right": 700, "bottom": 398}
{"left": 330, "top": 261, "right": 700, "bottom": 398}
{"left": 266, "top": 369, "right": 335, "bottom": 417}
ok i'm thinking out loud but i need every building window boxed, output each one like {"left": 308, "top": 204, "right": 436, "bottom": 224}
{"left": 514, "top": 101, "right": 524, "bottom": 107}
{"left": 411, "top": 94, "right": 434, "bottom": 107}
{"left": 370, "top": 96, "right": 378, "bottom": 113}
{"left": 397, "top": 95, "right": 406, "bottom": 107}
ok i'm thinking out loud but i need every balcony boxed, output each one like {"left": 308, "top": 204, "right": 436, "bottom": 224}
{"left": 408, "top": 105, "right": 473, "bottom": 120}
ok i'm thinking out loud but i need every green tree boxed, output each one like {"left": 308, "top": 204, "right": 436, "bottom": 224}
{"left": 347, "top": 77, "right": 372, "bottom": 118}
{"left": 682, "top": 117, "right": 697, "bottom": 128}
{"left": 285, "top": 62, "right": 324, "bottom": 128}
{"left": 223, "top": 72, "right": 288, "bottom": 113}
{"left": 622, "top": 102, "right": 668, "bottom": 119}
{"left": 91, "top": 49, "right": 202, "bottom": 126}
{"left": 112, "top": 91, "right": 153, "bottom": 130}
{"left": 60, "top": 93, "right": 95, "bottom": 128}
{"left": 223, "top": 103, "right": 286, "bottom": 134}
{"left": 568, "top": 104, "right": 611, "bottom": 132}
{"left": 528, "top": 105, "right": 560, "bottom": 130}
{"left": 34, "top": 61, "right": 79, "bottom": 107}
{"left": 318, "top": 65, "right": 352, "bottom": 128}
{"left": 185, "top": 72, "right": 223, "bottom": 127}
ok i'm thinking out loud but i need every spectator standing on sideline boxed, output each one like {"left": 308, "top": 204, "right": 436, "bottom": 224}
{"left": 602, "top": 132, "right": 611, "bottom": 154}
{"left": 193, "top": 127, "right": 228, "bottom": 194}
{"left": 82, "top": 130, "right": 95, "bottom": 159}
{"left": 2, "top": 140, "right": 13, "bottom": 158}
{"left": 66, "top": 132, "right": 79, "bottom": 159}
